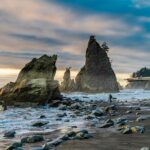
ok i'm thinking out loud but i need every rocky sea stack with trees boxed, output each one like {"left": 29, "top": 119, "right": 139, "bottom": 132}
{"left": 61, "top": 36, "right": 119, "bottom": 92}
{"left": 126, "top": 67, "right": 150, "bottom": 89}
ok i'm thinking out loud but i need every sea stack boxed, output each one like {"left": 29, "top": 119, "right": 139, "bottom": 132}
{"left": 60, "top": 67, "right": 75, "bottom": 91}
{"left": 75, "top": 36, "right": 119, "bottom": 92}
{"left": 0, "top": 55, "right": 62, "bottom": 105}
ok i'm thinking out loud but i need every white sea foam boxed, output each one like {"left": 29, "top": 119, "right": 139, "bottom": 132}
{"left": 63, "top": 89, "right": 150, "bottom": 102}
{"left": 0, "top": 107, "right": 84, "bottom": 139}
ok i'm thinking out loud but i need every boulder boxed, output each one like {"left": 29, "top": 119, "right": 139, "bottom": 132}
{"left": 6, "top": 143, "right": 23, "bottom": 150}
{"left": 17, "top": 54, "right": 57, "bottom": 82}
{"left": 43, "top": 137, "right": 63, "bottom": 149}
{"left": 136, "top": 116, "right": 148, "bottom": 122}
{"left": 116, "top": 118, "right": 127, "bottom": 124}
{"left": 21, "top": 135, "right": 44, "bottom": 144}
{"left": 119, "top": 125, "right": 145, "bottom": 134}
{"left": 4, "top": 130, "right": 16, "bottom": 138}
{"left": 98, "top": 119, "right": 114, "bottom": 128}
{"left": 59, "top": 104, "right": 67, "bottom": 110}
{"left": 56, "top": 112, "right": 67, "bottom": 118}
{"left": 75, "top": 36, "right": 119, "bottom": 92}
{"left": 92, "top": 108, "right": 104, "bottom": 116}
{"left": 32, "top": 121, "right": 49, "bottom": 127}
{"left": 66, "top": 129, "right": 92, "bottom": 140}
{"left": 122, "top": 128, "right": 132, "bottom": 134}
{"left": 0, "top": 55, "right": 62, "bottom": 105}
{"left": 75, "top": 132, "right": 92, "bottom": 140}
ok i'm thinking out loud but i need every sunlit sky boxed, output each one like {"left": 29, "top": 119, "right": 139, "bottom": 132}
{"left": 0, "top": 0, "right": 150, "bottom": 87}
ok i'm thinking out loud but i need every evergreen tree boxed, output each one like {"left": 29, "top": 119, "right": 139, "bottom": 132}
{"left": 132, "top": 67, "right": 150, "bottom": 77}
{"left": 102, "top": 42, "right": 109, "bottom": 52}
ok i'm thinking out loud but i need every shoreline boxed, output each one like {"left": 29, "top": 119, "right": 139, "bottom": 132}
{"left": 0, "top": 96, "right": 149, "bottom": 150}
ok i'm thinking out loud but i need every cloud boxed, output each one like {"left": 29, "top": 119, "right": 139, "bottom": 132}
{"left": 0, "top": 50, "right": 84, "bottom": 70}
{"left": 132, "top": 0, "right": 150, "bottom": 8}
{"left": 138, "top": 16, "right": 150, "bottom": 22}
{"left": 9, "top": 33, "right": 67, "bottom": 46}
{"left": 0, "top": 0, "right": 149, "bottom": 86}
{"left": 110, "top": 46, "right": 150, "bottom": 73}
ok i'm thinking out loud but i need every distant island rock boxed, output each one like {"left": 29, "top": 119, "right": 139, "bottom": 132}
{"left": 60, "top": 36, "right": 119, "bottom": 92}
{"left": 132, "top": 67, "right": 150, "bottom": 78}
{"left": 126, "top": 67, "right": 150, "bottom": 90}
{"left": 0, "top": 55, "right": 62, "bottom": 106}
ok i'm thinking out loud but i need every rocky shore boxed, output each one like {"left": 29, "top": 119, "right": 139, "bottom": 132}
{"left": 0, "top": 95, "right": 149, "bottom": 150}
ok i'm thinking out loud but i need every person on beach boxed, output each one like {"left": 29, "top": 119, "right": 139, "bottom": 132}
{"left": 109, "top": 94, "right": 113, "bottom": 103}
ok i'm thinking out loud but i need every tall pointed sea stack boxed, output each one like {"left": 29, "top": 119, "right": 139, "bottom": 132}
{"left": 75, "top": 36, "right": 119, "bottom": 92}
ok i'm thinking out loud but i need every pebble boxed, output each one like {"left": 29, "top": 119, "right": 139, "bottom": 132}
{"left": 39, "top": 115, "right": 46, "bottom": 119}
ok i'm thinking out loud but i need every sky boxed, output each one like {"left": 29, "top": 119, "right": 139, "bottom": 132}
{"left": 0, "top": 0, "right": 150, "bottom": 87}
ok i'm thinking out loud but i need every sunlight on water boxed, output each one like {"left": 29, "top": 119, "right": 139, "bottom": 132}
{"left": 0, "top": 68, "right": 129, "bottom": 88}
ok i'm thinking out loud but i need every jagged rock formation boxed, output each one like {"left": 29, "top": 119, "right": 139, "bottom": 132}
{"left": 60, "top": 68, "right": 75, "bottom": 91}
{"left": 75, "top": 36, "right": 119, "bottom": 92}
{"left": 0, "top": 55, "right": 62, "bottom": 105}
{"left": 16, "top": 54, "right": 57, "bottom": 82}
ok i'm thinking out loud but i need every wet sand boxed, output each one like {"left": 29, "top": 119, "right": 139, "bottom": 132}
{"left": 56, "top": 119, "right": 150, "bottom": 150}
